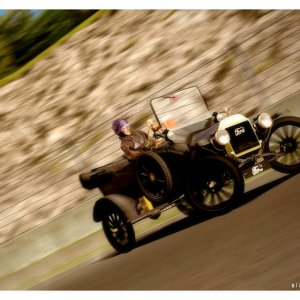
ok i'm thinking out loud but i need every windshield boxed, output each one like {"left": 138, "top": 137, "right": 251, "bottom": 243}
{"left": 150, "top": 86, "right": 209, "bottom": 130}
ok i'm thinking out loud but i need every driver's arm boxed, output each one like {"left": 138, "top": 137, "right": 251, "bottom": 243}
{"left": 121, "top": 141, "right": 141, "bottom": 159}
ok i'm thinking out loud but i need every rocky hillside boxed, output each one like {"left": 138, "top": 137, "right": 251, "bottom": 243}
{"left": 0, "top": 10, "right": 299, "bottom": 244}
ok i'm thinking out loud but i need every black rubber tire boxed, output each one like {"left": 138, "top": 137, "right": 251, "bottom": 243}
{"left": 266, "top": 116, "right": 300, "bottom": 174}
{"left": 102, "top": 203, "right": 136, "bottom": 253}
{"left": 135, "top": 152, "right": 173, "bottom": 203}
{"left": 186, "top": 155, "right": 244, "bottom": 212}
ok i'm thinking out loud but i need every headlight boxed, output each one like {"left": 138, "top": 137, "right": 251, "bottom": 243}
{"left": 215, "top": 130, "right": 230, "bottom": 145}
{"left": 167, "top": 130, "right": 175, "bottom": 141}
{"left": 258, "top": 113, "right": 273, "bottom": 128}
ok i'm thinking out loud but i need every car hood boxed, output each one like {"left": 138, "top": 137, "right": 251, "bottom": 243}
{"left": 172, "top": 117, "right": 218, "bottom": 146}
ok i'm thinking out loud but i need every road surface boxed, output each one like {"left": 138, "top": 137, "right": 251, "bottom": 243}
{"left": 32, "top": 173, "right": 300, "bottom": 290}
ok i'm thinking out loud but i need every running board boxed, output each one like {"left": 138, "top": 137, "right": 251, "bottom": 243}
{"left": 131, "top": 195, "right": 185, "bottom": 224}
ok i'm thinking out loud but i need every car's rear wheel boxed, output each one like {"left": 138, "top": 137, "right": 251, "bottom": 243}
{"left": 102, "top": 204, "right": 135, "bottom": 253}
{"left": 266, "top": 116, "right": 300, "bottom": 174}
{"left": 186, "top": 155, "right": 244, "bottom": 212}
{"left": 135, "top": 152, "right": 172, "bottom": 203}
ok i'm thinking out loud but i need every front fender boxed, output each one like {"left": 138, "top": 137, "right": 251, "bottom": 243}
{"left": 93, "top": 194, "right": 139, "bottom": 223}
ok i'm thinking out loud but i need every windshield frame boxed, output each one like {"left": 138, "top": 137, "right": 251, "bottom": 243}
{"left": 149, "top": 86, "right": 209, "bottom": 130}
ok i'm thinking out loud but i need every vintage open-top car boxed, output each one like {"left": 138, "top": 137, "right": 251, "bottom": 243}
{"left": 79, "top": 86, "right": 300, "bottom": 253}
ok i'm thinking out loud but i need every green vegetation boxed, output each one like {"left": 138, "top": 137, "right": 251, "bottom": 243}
{"left": 234, "top": 10, "right": 271, "bottom": 20}
{"left": 161, "top": 10, "right": 176, "bottom": 21}
{"left": 51, "top": 162, "right": 68, "bottom": 174}
{"left": 0, "top": 10, "right": 107, "bottom": 87}
{"left": 132, "top": 112, "right": 152, "bottom": 129}
{"left": 30, "top": 153, "right": 48, "bottom": 165}
{"left": 80, "top": 131, "right": 105, "bottom": 153}
{"left": 118, "top": 38, "right": 138, "bottom": 54}
{"left": 213, "top": 54, "right": 235, "bottom": 82}
{"left": 255, "top": 58, "right": 276, "bottom": 73}
{"left": 9, "top": 208, "right": 182, "bottom": 290}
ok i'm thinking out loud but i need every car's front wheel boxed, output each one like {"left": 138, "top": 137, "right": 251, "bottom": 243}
{"left": 266, "top": 116, "right": 300, "bottom": 174}
{"left": 186, "top": 155, "right": 244, "bottom": 212}
{"left": 102, "top": 204, "right": 136, "bottom": 253}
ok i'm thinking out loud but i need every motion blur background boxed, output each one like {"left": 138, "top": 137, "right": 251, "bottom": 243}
{"left": 0, "top": 9, "right": 299, "bottom": 249}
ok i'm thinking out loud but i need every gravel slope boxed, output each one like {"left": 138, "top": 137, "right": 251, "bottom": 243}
{"left": 0, "top": 10, "right": 299, "bottom": 244}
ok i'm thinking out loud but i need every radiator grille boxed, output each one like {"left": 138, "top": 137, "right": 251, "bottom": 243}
{"left": 226, "top": 121, "right": 260, "bottom": 155}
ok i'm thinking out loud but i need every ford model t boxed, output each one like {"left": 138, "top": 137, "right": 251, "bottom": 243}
{"left": 79, "top": 86, "right": 300, "bottom": 253}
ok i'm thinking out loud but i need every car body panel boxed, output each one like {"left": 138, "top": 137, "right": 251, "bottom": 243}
{"left": 80, "top": 87, "right": 300, "bottom": 224}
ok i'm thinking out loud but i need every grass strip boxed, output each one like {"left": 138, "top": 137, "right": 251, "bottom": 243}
{"left": 0, "top": 208, "right": 182, "bottom": 290}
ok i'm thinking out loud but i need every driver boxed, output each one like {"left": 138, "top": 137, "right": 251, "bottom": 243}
{"left": 112, "top": 118, "right": 149, "bottom": 159}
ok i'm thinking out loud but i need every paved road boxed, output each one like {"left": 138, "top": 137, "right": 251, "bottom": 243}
{"left": 32, "top": 173, "right": 300, "bottom": 290}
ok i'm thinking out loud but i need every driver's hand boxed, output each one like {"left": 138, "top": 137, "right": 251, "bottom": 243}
{"left": 151, "top": 123, "right": 161, "bottom": 131}
{"left": 146, "top": 137, "right": 157, "bottom": 147}
{"left": 147, "top": 119, "right": 161, "bottom": 132}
